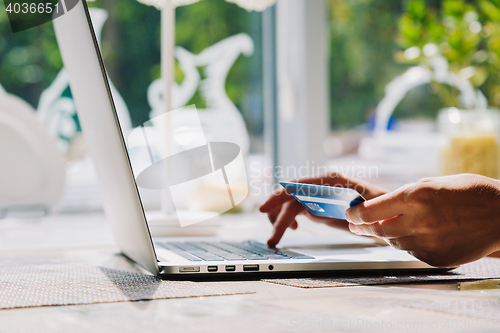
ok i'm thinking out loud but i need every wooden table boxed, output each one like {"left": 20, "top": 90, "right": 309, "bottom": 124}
{"left": 0, "top": 212, "right": 498, "bottom": 333}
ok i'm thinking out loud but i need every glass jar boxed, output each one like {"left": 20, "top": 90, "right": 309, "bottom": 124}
{"left": 438, "top": 108, "right": 500, "bottom": 179}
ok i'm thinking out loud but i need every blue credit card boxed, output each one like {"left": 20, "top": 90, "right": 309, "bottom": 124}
{"left": 280, "top": 181, "right": 366, "bottom": 220}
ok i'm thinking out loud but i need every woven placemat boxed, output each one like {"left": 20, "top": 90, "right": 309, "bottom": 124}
{"left": 0, "top": 257, "right": 254, "bottom": 309}
{"left": 262, "top": 257, "right": 500, "bottom": 288}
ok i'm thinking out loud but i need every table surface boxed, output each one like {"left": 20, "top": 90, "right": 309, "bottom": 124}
{"left": 1, "top": 212, "right": 499, "bottom": 333}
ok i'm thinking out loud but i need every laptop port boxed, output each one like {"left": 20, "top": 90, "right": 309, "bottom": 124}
{"left": 207, "top": 266, "right": 218, "bottom": 272}
{"left": 180, "top": 266, "right": 200, "bottom": 272}
{"left": 225, "top": 265, "right": 236, "bottom": 272}
{"left": 243, "top": 265, "right": 259, "bottom": 272}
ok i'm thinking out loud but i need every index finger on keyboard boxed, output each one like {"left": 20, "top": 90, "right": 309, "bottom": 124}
{"left": 267, "top": 200, "right": 304, "bottom": 247}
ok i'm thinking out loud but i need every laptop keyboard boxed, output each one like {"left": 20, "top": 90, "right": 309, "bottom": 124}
{"left": 159, "top": 240, "right": 314, "bottom": 262}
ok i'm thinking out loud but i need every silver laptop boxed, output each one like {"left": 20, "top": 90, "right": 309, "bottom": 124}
{"left": 53, "top": 0, "right": 436, "bottom": 276}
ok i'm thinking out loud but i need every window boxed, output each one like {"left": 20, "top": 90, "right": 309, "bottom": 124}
{"left": 0, "top": 0, "right": 271, "bottom": 218}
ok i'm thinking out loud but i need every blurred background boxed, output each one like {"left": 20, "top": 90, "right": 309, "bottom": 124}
{"left": 1, "top": 0, "right": 500, "bottom": 222}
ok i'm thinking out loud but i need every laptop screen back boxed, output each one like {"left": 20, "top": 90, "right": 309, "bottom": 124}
{"left": 53, "top": 0, "right": 159, "bottom": 274}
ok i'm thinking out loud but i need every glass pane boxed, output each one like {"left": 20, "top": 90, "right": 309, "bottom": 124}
{"left": 326, "top": 0, "right": 459, "bottom": 189}
{"left": 0, "top": 0, "right": 269, "bottom": 222}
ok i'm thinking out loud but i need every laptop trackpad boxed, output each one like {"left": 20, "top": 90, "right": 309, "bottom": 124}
{"left": 284, "top": 245, "right": 419, "bottom": 262}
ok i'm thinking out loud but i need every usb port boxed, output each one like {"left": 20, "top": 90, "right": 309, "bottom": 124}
{"left": 225, "top": 265, "right": 236, "bottom": 272}
{"left": 243, "top": 265, "right": 259, "bottom": 272}
{"left": 207, "top": 266, "right": 218, "bottom": 272}
{"left": 180, "top": 266, "right": 200, "bottom": 272}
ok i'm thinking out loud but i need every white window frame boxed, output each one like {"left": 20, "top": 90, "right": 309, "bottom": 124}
{"left": 274, "top": 0, "right": 330, "bottom": 177}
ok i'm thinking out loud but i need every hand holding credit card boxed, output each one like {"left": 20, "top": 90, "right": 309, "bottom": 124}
{"left": 280, "top": 182, "right": 366, "bottom": 220}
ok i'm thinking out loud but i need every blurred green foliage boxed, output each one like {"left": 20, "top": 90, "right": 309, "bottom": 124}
{"left": 328, "top": 0, "right": 447, "bottom": 129}
{"left": 398, "top": 0, "right": 500, "bottom": 107}
{"left": 0, "top": 1, "right": 61, "bottom": 107}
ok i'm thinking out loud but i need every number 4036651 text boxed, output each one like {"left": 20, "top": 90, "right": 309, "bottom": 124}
{"left": 6, "top": 2, "right": 58, "bottom": 15}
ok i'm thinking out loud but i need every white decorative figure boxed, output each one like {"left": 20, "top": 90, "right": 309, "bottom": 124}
{"left": 374, "top": 47, "right": 486, "bottom": 136}
{"left": 148, "top": 47, "right": 200, "bottom": 113}
{"left": 359, "top": 45, "right": 488, "bottom": 173}
{"left": 0, "top": 83, "right": 66, "bottom": 217}
{"left": 147, "top": 33, "right": 253, "bottom": 155}
{"left": 36, "top": 69, "right": 76, "bottom": 151}
{"left": 37, "top": 8, "right": 131, "bottom": 150}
